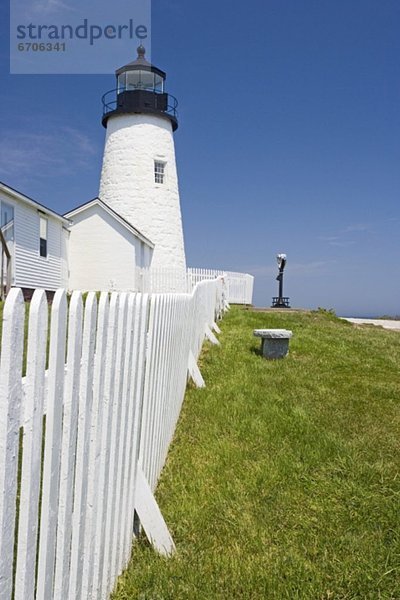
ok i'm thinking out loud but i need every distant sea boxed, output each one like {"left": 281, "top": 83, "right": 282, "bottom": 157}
{"left": 339, "top": 315, "right": 400, "bottom": 320}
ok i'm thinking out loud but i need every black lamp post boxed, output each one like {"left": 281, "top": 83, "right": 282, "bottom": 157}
{"left": 271, "top": 253, "right": 290, "bottom": 308}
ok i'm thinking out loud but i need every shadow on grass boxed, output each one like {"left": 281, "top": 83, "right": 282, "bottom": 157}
{"left": 250, "top": 345, "right": 263, "bottom": 357}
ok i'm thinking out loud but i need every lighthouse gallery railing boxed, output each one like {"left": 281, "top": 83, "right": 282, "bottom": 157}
{"left": 102, "top": 88, "right": 178, "bottom": 121}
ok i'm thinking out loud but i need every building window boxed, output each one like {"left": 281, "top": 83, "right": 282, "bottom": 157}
{"left": 1, "top": 201, "right": 14, "bottom": 243}
{"left": 39, "top": 216, "right": 48, "bottom": 257}
{"left": 154, "top": 161, "right": 166, "bottom": 184}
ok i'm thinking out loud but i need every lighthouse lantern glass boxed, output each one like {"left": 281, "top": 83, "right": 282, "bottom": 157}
{"left": 117, "top": 72, "right": 126, "bottom": 92}
{"left": 154, "top": 74, "right": 163, "bottom": 92}
{"left": 117, "top": 70, "right": 164, "bottom": 93}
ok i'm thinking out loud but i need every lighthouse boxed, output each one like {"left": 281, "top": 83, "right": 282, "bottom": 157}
{"left": 99, "top": 45, "right": 186, "bottom": 279}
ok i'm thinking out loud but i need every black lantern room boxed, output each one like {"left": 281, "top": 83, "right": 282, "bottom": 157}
{"left": 102, "top": 45, "right": 178, "bottom": 130}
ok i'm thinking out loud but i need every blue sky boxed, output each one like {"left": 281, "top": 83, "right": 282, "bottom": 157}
{"left": 0, "top": 0, "right": 399, "bottom": 315}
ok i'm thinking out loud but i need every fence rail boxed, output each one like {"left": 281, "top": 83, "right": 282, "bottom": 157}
{"left": 136, "top": 267, "right": 254, "bottom": 305}
{"left": 0, "top": 278, "right": 225, "bottom": 600}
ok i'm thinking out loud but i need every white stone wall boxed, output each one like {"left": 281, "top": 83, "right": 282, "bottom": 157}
{"left": 68, "top": 203, "right": 151, "bottom": 292}
{"left": 99, "top": 113, "right": 186, "bottom": 276}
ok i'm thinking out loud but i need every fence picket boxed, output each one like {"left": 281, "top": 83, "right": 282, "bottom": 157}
{"left": 68, "top": 292, "right": 98, "bottom": 600}
{"left": 155, "top": 296, "right": 175, "bottom": 481}
{"left": 139, "top": 294, "right": 159, "bottom": 483}
{"left": 14, "top": 290, "right": 48, "bottom": 600}
{"left": 145, "top": 295, "right": 165, "bottom": 488}
{"left": 111, "top": 294, "right": 136, "bottom": 585}
{"left": 36, "top": 289, "right": 68, "bottom": 600}
{"left": 81, "top": 292, "right": 109, "bottom": 600}
{"left": 149, "top": 295, "right": 169, "bottom": 488}
{"left": 122, "top": 293, "right": 149, "bottom": 568}
{"left": 90, "top": 292, "right": 119, "bottom": 599}
{"left": 0, "top": 289, "right": 25, "bottom": 600}
{"left": 54, "top": 291, "right": 83, "bottom": 599}
{"left": 101, "top": 292, "right": 129, "bottom": 598}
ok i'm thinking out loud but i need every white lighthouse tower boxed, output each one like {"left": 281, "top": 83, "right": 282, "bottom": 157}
{"left": 99, "top": 45, "right": 186, "bottom": 280}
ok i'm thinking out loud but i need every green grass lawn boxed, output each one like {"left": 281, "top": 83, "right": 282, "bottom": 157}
{"left": 2, "top": 299, "right": 398, "bottom": 597}
{"left": 113, "top": 307, "right": 400, "bottom": 599}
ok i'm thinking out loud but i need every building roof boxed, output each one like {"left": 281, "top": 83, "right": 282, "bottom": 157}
{"left": 64, "top": 197, "right": 154, "bottom": 248}
{"left": 0, "top": 181, "right": 71, "bottom": 225}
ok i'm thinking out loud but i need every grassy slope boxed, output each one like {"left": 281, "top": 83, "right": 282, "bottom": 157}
{"left": 1, "top": 298, "right": 397, "bottom": 597}
{"left": 113, "top": 307, "right": 400, "bottom": 599}
{"left": 93, "top": 308, "right": 394, "bottom": 597}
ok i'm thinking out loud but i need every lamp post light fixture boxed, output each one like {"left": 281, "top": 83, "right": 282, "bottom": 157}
{"left": 271, "top": 253, "right": 290, "bottom": 308}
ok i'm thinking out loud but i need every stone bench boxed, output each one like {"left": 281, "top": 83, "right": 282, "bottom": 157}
{"left": 253, "top": 329, "right": 293, "bottom": 359}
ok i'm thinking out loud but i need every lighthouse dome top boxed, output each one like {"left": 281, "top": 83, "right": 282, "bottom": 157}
{"left": 115, "top": 45, "right": 166, "bottom": 81}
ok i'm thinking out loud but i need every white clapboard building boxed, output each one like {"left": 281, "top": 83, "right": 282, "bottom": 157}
{"left": 65, "top": 198, "right": 153, "bottom": 293}
{"left": 0, "top": 182, "right": 70, "bottom": 299}
{"left": 0, "top": 181, "right": 154, "bottom": 299}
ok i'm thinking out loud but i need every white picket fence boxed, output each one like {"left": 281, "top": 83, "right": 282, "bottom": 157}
{"left": 135, "top": 267, "right": 188, "bottom": 295}
{"left": 0, "top": 278, "right": 225, "bottom": 600}
{"left": 136, "top": 267, "right": 254, "bottom": 305}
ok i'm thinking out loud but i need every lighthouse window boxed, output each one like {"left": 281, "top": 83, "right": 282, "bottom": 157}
{"left": 126, "top": 70, "right": 157, "bottom": 91}
{"left": 154, "top": 161, "right": 166, "bottom": 184}
{"left": 117, "top": 72, "right": 126, "bottom": 92}
{"left": 39, "top": 216, "right": 48, "bottom": 257}
{"left": 141, "top": 71, "right": 156, "bottom": 90}
{"left": 154, "top": 74, "right": 164, "bottom": 93}
{"left": 118, "top": 71, "right": 164, "bottom": 93}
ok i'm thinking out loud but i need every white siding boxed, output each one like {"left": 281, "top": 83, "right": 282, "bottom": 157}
{"left": 68, "top": 203, "right": 152, "bottom": 292}
{"left": 0, "top": 190, "right": 66, "bottom": 291}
